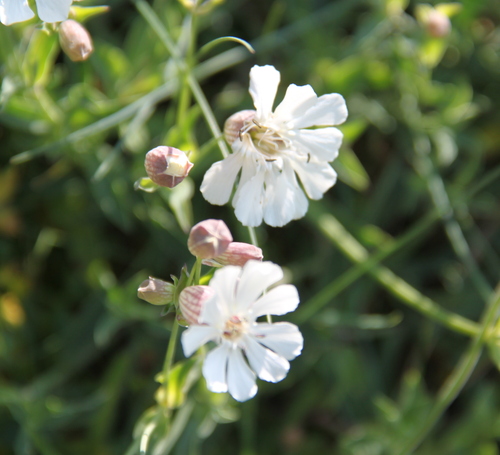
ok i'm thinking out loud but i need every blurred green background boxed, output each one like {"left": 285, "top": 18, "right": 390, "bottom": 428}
{"left": 1, "top": 0, "right": 500, "bottom": 453}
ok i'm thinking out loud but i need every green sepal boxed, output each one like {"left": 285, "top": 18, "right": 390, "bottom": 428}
{"left": 69, "top": 5, "right": 110, "bottom": 23}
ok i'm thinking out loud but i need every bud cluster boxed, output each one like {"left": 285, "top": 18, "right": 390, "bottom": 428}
{"left": 137, "top": 218, "right": 263, "bottom": 327}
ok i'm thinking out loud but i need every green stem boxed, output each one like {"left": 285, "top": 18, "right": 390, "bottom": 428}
{"left": 317, "top": 213, "right": 480, "bottom": 337}
{"left": 162, "top": 321, "right": 179, "bottom": 403}
{"left": 175, "top": 15, "right": 195, "bottom": 133}
{"left": 134, "top": 0, "right": 230, "bottom": 158}
{"left": 466, "top": 163, "right": 500, "bottom": 199}
{"left": 395, "top": 283, "right": 500, "bottom": 454}
{"left": 412, "top": 135, "right": 492, "bottom": 302}
{"left": 297, "top": 210, "right": 438, "bottom": 324}
{"left": 13, "top": 0, "right": 362, "bottom": 165}
{"left": 194, "top": 256, "right": 202, "bottom": 286}
{"left": 248, "top": 226, "right": 259, "bottom": 248}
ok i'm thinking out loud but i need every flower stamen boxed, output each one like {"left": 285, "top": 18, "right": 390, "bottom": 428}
{"left": 223, "top": 315, "right": 247, "bottom": 341}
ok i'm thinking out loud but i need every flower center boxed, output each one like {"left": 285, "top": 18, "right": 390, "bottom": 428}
{"left": 222, "top": 315, "right": 247, "bottom": 341}
{"left": 241, "top": 120, "right": 288, "bottom": 159}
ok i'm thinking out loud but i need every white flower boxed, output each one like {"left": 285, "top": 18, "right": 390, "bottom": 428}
{"left": 0, "top": 0, "right": 73, "bottom": 25}
{"left": 201, "top": 64, "right": 348, "bottom": 227}
{"left": 180, "top": 260, "right": 303, "bottom": 402}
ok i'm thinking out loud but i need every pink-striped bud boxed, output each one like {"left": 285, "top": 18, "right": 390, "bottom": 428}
{"left": 137, "top": 277, "right": 174, "bottom": 305}
{"left": 202, "top": 242, "right": 263, "bottom": 267}
{"left": 145, "top": 146, "right": 193, "bottom": 188}
{"left": 224, "top": 110, "right": 256, "bottom": 145}
{"left": 179, "top": 285, "right": 215, "bottom": 325}
{"left": 426, "top": 9, "right": 451, "bottom": 37}
{"left": 188, "top": 219, "right": 233, "bottom": 259}
{"left": 59, "top": 20, "right": 93, "bottom": 62}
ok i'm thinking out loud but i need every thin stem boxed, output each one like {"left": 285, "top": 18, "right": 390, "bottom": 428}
{"left": 412, "top": 135, "right": 492, "bottom": 302}
{"left": 297, "top": 210, "right": 438, "bottom": 324}
{"left": 13, "top": 0, "right": 362, "bottom": 164}
{"left": 466, "top": 163, "right": 500, "bottom": 199}
{"left": 248, "top": 226, "right": 259, "bottom": 248}
{"left": 175, "top": 15, "right": 194, "bottom": 133}
{"left": 134, "top": 0, "right": 230, "bottom": 158}
{"left": 162, "top": 321, "right": 180, "bottom": 402}
{"left": 194, "top": 257, "right": 202, "bottom": 286}
{"left": 317, "top": 213, "right": 480, "bottom": 337}
{"left": 395, "top": 283, "right": 500, "bottom": 454}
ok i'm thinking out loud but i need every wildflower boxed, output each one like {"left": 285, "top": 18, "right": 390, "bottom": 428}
{"left": 137, "top": 277, "right": 174, "bottom": 306}
{"left": 188, "top": 219, "right": 232, "bottom": 259}
{"left": 202, "top": 242, "right": 263, "bottom": 267}
{"left": 59, "top": 20, "right": 93, "bottom": 61}
{"left": 201, "top": 64, "right": 347, "bottom": 227}
{"left": 181, "top": 260, "right": 303, "bottom": 402}
{"left": 0, "top": 0, "right": 73, "bottom": 25}
{"left": 145, "top": 146, "right": 193, "bottom": 188}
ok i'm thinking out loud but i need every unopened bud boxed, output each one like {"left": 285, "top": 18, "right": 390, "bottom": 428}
{"left": 179, "top": 285, "right": 215, "bottom": 325}
{"left": 145, "top": 146, "right": 194, "bottom": 188}
{"left": 426, "top": 9, "right": 451, "bottom": 37}
{"left": 59, "top": 20, "right": 93, "bottom": 62}
{"left": 202, "top": 242, "right": 263, "bottom": 267}
{"left": 188, "top": 219, "right": 232, "bottom": 259}
{"left": 138, "top": 277, "right": 174, "bottom": 305}
{"left": 224, "top": 110, "right": 256, "bottom": 145}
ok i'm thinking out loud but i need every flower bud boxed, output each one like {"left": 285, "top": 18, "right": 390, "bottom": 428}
{"left": 59, "top": 20, "right": 93, "bottom": 62}
{"left": 179, "top": 285, "right": 215, "bottom": 325}
{"left": 224, "top": 110, "right": 256, "bottom": 145}
{"left": 145, "top": 146, "right": 194, "bottom": 188}
{"left": 426, "top": 9, "right": 451, "bottom": 38}
{"left": 188, "top": 219, "right": 232, "bottom": 259}
{"left": 138, "top": 277, "right": 174, "bottom": 305}
{"left": 202, "top": 242, "right": 263, "bottom": 267}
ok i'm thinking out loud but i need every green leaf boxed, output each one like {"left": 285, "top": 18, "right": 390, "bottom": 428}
{"left": 22, "top": 29, "right": 59, "bottom": 87}
{"left": 487, "top": 340, "right": 500, "bottom": 372}
{"left": 165, "top": 178, "right": 194, "bottom": 233}
{"left": 198, "top": 36, "right": 255, "bottom": 57}
{"left": 155, "top": 358, "right": 200, "bottom": 409}
{"left": 435, "top": 2, "right": 462, "bottom": 17}
{"left": 418, "top": 38, "right": 447, "bottom": 68}
{"left": 70, "top": 5, "right": 110, "bottom": 23}
{"left": 334, "top": 147, "right": 370, "bottom": 191}
{"left": 134, "top": 177, "right": 159, "bottom": 193}
{"left": 385, "top": 0, "right": 409, "bottom": 16}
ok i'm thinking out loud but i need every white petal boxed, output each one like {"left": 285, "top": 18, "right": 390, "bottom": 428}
{"left": 273, "top": 84, "right": 317, "bottom": 124}
{"left": 0, "top": 0, "right": 34, "bottom": 25}
{"left": 250, "top": 322, "right": 303, "bottom": 360}
{"left": 235, "top": 261, "right": 283, "bottom": 313}
{"left": 203, "top": 343, "right": 230, "bottom": 393}
{"left": 243, "top": 335, "right": 289, "bottom": 383}
{"left": 201, "top": 152, "right": 244, "bottom": 205}
{"left": 252, "top": 284, "right": 299, "bottom": 317}
{"left": 289, "top": 93, "right": 348, "bottom": 129}
{"left": 249, "top": 65, "right": 280, "bottom": 121}
{"left": 206, "top": 265, "right": 241, "bottom": 317}
{"left": 291, "top": 159, "right": 337, "bottom": 200}
{"left": 198, "top": 292, "right": 226, "bottom": 327}
{"left": 227, "top": 347, "right": 257, "bottom": 402}
{"left": 36, "top": 0, "right": 71, "bottom": 22}
{"left": 290, "top": 127, "right": 344, "bottom": 162}
{"left": 233, "top": 168, "right": 265, "bottom": 227}
{"left": 231, "top": 148, "right": 259, "bottom": 205}
{"left": 263, "top": 162, "right": 308, "bottom": 227}
{"left": 181, "top": 325, "right": 219, "bottom": 357}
